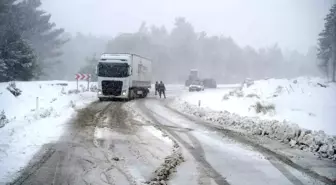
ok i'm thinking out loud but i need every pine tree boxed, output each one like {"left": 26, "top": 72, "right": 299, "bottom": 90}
{"left": 318, "top": 4, "right": 336, "bottom": 81}
{"left": 0, "top": 0, "right": 39, "bottom": 82}
{"left": 0, "top": 33, "right": 38, "bottom": 81}
{"left": 16, "top": 0, "right": 67, "bottom": 77}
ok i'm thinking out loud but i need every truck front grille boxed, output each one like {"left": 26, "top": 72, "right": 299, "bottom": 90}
{"left": 102, "top": 80, "right": 123, "bottom": 96}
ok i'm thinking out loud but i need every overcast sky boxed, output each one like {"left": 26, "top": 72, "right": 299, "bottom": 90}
{"left": 41, "top": 0, "right": 334, "bottom": 53}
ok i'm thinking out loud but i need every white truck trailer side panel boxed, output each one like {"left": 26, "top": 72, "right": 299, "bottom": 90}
{"left": 131, "top": 55, "right": 152, "bottom": 88}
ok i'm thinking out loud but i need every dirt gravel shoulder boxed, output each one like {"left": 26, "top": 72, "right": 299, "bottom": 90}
{"left": 166, "top": 101, "right": 336, "bottom": 185}
{"left": 9, "top": 100, "right": 176, "bottom": 185}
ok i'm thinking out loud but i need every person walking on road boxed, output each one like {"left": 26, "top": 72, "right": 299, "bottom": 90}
{"left": 155, "top": 81, "right": 159, "bottom": 95}
{"left": 158, "top": 81, "right": 166, "bottom": 99}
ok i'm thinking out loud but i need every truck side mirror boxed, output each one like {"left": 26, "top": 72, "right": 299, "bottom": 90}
{"left": 128, "top": 66, "right": 132, "bottom": 76}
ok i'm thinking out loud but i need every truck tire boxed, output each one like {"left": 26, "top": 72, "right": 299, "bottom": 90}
{"left": 99, "top": 97, "right": 105, "bottom": 101}
{"left": 129, "top": 89, "right": 136, "bottom": 100}
{"left": 128, "top": 89, "right": 133, "bottom": 100}
{"left": 143, "top": 89, "right": 149, "bottom": 98}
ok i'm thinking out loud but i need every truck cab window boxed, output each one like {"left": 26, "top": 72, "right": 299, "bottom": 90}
{"left": 97, "top": 62, "right": 129, "bottom": 78}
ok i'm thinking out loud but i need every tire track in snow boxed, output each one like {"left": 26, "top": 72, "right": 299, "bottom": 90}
{"left": 11, "top": 101, "right": 138, "bottom": 185}
{"left": 165, "top": 103, "right": 330, "bottom": 185}
{"left": 138, "top": 101, "right": 230, "bottom": 185}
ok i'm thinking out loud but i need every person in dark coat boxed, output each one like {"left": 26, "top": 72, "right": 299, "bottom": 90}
{"left": 158, "top": 81, "right": 166, "bottom": 99}
{"left": 155, "top": 81, "right": 159, "bottom": 95}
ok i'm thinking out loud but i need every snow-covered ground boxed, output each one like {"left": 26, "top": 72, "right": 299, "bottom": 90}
{"left": 181, "top": 77, "right": 336, "bottom": 135}
{"left": 0, "top": 81, "right": 97, "bottom": 182}
{"left": 173, "top": 77, "right": 336, "bottom": 160}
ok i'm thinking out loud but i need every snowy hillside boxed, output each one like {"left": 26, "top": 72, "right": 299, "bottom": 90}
{"left": 0, "top": 81, "right": 97, "bottom": 182}
{"left": 181, "top": 77, "right": 336, "bottom": 135}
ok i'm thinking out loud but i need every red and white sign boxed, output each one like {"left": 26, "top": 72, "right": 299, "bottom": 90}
{"left": 75, "top": 73, "right": 91, "bottom": 80}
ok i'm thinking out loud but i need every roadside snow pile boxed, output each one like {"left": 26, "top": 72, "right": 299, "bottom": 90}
{"left": 182, "top": 77, "right": 336, "bottom": 135}
{"left": 146, "top": 136, "right": 183, "bottom": 185}
{"left": 6, "top": 82, "right": 22, "bottom": 97}
{"left": 171, "top": 100, "right": 336, "bottom": 160}
{"left": 0, "top": 81, "right": 97, "bottom": 183}
{"left": 175, "top": 77, "right": 336, "bottom": 160}
{"left": 0, "top": 110, "right": 9, "bottom": 128}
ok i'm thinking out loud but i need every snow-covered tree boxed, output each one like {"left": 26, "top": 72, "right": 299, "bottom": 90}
{"left": 17, "top": 0, "right": 67, "bottom": 77}
{"left": 318, "top": 4, "right": 336, "bottom": 81}
{"left": 0, "top": 33, "right": 38, "bottom": 81}
{"left": 95, "top": 17, "right": 321, "bottom": 83}
{"left": 0, "top": 0, "right": 66, "bottom": 81}
{"left": 0, "top": 0, "right": 39, "bottom": 82}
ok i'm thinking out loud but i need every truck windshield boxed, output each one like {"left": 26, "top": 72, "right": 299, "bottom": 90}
{"left": 97, "top": 62, "right": 129, "bottom": 78}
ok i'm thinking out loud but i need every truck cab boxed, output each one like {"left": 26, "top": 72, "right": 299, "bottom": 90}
{"left": 96, "top": 53, "right": 152, "bottom": 101}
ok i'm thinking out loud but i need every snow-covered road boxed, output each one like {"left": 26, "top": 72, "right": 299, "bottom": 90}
{"left": 2, "top": 82, "right": 333, "bottom": 185}
{"left": 136, "top": 98, "right": 325, "bottom": 185}
{"left": 11, "top": 101, "right": 178, "bottom": 185}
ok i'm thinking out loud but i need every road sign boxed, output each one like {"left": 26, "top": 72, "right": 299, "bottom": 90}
{"left": 75, "top": 73, "right": 91, "bottom": 91}
{"left": 75, "top": 73, "right": 91, "bottom": 80}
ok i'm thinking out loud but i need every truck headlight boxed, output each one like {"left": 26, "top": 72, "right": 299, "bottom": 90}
{"left": 122, "top": 90, "right": 127, "bottom": 96}
{"left": 98, "top": 89, "right": 102, "bottom": 94}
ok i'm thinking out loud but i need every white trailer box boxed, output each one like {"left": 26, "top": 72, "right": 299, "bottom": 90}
{"left": 96, "top": 53, "right": 152, "bottom": 100}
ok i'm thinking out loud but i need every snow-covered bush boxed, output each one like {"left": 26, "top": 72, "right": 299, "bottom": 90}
{"left": 317, "top": 82, "right": 327, "bottom": 88}
{"left": 246, "top": 93, "right": 260, "bottom": 99}
{"left": 236, "top": 90, "right": 244, "bottom": 97}
{"left": 273, "top": 86, "right": 284, "bottom": 97}
{"left": 79, "top": 84, "right": 86, "bottom": 92}
{"left": 222, "top": 94, "right": 230, "bottom": 100}
{"left": 69, "top": 100, "right": 76, "bottom": 108}
{"left": 39, "top": 108, "right": 53, "bottom": 118}
{"left": 31, "top": 107, "right": 56, "bottom": 119}
{"left": 244, "top": 78, "right": 254, "bottom": 88}
{"left": 6, "top": 82, "right": 22, "bottom": 97}
{"left": 0, "top": 110, "right": 9, "bottom": 128}
{"left": 225, "top": 89, "right": 244, "bottom": 98}
{"left": 90, "top": 84, "right": 98, "bottom": 92}
{"left": 60, "top": 87, "right": 66, "bottom": 95}
{"left": 68, "top": 89, "right": 80, "bottom": 94}
{"left": 55, "top": 83, "right": 68, "bottom": 86}
{"left": 50, "top": 98, "right": 57, "bottom": 103}
{"left": 253, "top": 101, "right": 275, "bottom": 114}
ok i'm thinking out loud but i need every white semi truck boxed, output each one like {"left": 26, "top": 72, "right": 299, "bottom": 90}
{"left": 96, "top": 53, "right": 152, "bottom": 101}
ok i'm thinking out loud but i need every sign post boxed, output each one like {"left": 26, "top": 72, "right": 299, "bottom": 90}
{"left": 76, "top": 79, "right": 79, "bottom": 91}
{"left": 87, "top": 74, "right": 91, "bottom": 91}
{"left": 75, "top": 73, "right": 91, "bottom": 92}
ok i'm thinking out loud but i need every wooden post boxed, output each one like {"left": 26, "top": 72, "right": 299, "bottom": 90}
{"left": 87, "top": 78, "right": 90, "bottom": 91}
{"left": 76, "top": 79, "right": 79, "bottom": 91}
{"left": 332, "top": 41, "right": 336, "bottom": 82}
{"left": 36, "top": 97, "right": 39, "bottom": 110}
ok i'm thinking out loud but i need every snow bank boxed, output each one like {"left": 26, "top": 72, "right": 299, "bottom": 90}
{"left": 0, "top": 81, "right": 97, "bottom": 183}
{"left": 181, "top": 77, "right": 336, "bottom": 135}
{"left": 175, "top": 77, "right": 336, "bottom": 160}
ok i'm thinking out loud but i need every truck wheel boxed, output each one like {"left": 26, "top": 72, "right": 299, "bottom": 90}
{"left": 99, "top": 97, "right": 104, "bottom": 101}
{"left": 143, "top": 89, "right": 149, "bottom": 98}
{"left": 143, "top": 92, "right": 148, "bottom": 98}
{"left": 128, "top": 89, "right": 133, "bottom": 100}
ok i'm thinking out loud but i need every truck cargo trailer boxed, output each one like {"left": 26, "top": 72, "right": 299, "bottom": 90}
{"left": 96, "top": 53, "right": 152, "bottom": 100}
